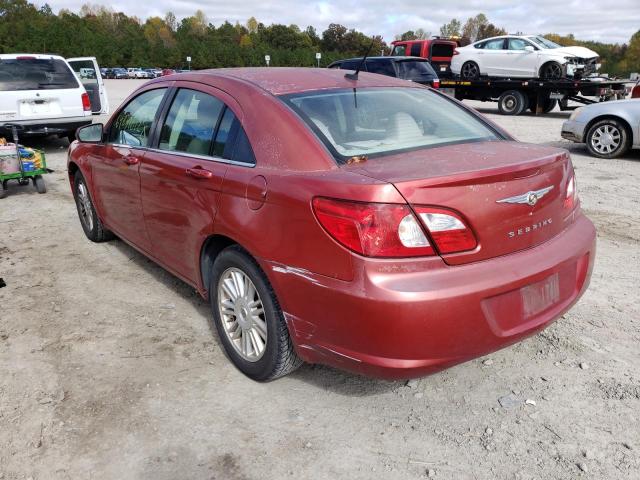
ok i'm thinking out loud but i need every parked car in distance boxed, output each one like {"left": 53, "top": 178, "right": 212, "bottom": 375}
{"left": 390, "top": 37, "right": 459, "bottom": 75}
{"left": 451, "top": 35, "right": 600, "bottom": 80}
{"left": 561, "top": 99, "right": 640, "bottom": 158}
{"left": 161, "top": 68, "right": 176, "bottom": 76}
{"left": 106, "top": 68, "right": 128, "bottom": 79}
{"left": 328, "top": 56, "right": 440, "bottom": 87}
{"left": 126, "top": 67, "right": 153, "bottom": 79}
{"left": 68, "top": 68, "right": 595, "bottom": 381}
{"left": 0, "top": 54, "right": 107, "bottom": 140}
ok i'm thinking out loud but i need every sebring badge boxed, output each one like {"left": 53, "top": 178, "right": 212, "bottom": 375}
{"left": 496, "top": 186, "right": 554, "bottom": 207}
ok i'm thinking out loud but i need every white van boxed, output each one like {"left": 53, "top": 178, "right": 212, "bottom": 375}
{"left": 0, "top": 54, "right": 108, "bottom": 141}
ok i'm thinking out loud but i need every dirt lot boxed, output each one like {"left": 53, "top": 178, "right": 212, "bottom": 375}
{"left": 1, "top": 79, "right": 639, "bottom": 480}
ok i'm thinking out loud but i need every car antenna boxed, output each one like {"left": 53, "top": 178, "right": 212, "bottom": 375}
{"left": 345, "top": 38, "right": 376, "bottom": 80}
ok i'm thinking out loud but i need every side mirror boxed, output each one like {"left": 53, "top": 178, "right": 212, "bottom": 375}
{"left": 77, "top": 123, "right": 103, "bottom": 143}
{"left": 524, "top": 46, "right": 535, "bottom": 53}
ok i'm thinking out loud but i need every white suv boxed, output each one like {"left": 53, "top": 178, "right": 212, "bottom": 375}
{"left": 0, "top": 54, "right": 108, "bottom": 141}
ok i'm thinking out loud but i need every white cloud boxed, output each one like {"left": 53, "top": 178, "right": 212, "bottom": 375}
{"left": 42, "top": 0, "right": 640, "bottom": 44}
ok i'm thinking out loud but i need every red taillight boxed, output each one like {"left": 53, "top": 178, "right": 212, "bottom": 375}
{"left": 564, "top": 173, "right": 578, "bottom": 210}
{"left": 432, "top": 79, "right": 440, "bottom": 89}
{"left": 312, "top": 198, "right": 435, "bottom": 257}
{"left": 414, "top": 207, "right": 477, "bottom": 254}
{"left": 632, "top": 84, "right": 640, "bottom": 99}
{"left": 453, "top": 49, "right": 460, "bottom": 55}
{"left": 81, "top": 92, "right": 91, "bottom": 112}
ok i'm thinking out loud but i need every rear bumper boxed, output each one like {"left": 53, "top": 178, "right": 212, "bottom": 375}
{"left": 265, "top": 213, "right": 596, "bottom": 379}
{"left": 0, "top": 117, "right": 92, "bottom": 136}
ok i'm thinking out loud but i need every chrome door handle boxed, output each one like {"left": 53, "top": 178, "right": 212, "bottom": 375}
{"left": 123, "top": 155, "right": 139, "bottom": 165}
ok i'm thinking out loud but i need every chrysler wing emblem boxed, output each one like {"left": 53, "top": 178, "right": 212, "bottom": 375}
{"left": 496, "top": 186, "right": 554, "bottom": 207}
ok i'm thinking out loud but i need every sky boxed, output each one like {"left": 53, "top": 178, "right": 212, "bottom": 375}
{"left": 42, "top": 0, "right": 640, "bottom": 44}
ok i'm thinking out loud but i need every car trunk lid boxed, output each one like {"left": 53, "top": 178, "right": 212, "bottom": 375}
{"left": 345, "top": 141, "right": 574, "bottom": 265}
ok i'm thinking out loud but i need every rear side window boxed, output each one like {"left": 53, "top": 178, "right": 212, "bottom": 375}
{"left": 365, "top": 60, "right": 396, "bottom": 77}
{"left": 340, "top": 60, "right": 361, "bottom": 70}
{"left": 109, "top": 88, "right": 166, "bottom": 147}
{"left": 213, "top": 107, "right": 256, "bottom": 165}
{"left": 484, "top": 39, "right": 506, "bottom": 50}
{"left": 409, "top": 43, "right": 422, "bottom": 57}
{"left": 0, "top": 58, "right": 79, "bottom": 91}
{"left": 431, "top": 43, "right": 454, "bottom": 57}
{"left": 159, "top": 89, "right": 224, "bottom": 156}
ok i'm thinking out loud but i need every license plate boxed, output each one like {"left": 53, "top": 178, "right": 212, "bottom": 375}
{"left": 522, "top": 273, "right": 560, "bottom": 318}
{"left": 440, "top": 66, "right": 447, "bottom": 72}
{"left": 550, "top": 92, "right": 564, "bottom": 100}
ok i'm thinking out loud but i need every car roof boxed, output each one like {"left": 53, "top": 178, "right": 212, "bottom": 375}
{"left": 0, "top": 53, "right": 66, "bottom": 60}
{"left": 160, "top": 67, "right": 414, "bottom": 96}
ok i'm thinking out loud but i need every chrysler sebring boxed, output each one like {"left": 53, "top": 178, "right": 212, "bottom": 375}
{"left": 68, "top": 68, "right": 595, "bottom": 381}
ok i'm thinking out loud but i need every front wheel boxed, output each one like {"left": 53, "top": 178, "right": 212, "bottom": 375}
{"left": 539, "top": 62, "right": 563, "bottom": 80}
{"left": 73, "top": 172, "right": 114, "bottom": 242}
{"left": 585, "top": 119, "right": 630, "bottom": 159}
{"left": 209, "top": 246, "right": 302, "bottom": 381}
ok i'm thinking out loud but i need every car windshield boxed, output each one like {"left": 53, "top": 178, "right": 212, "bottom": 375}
{"left": 0, "top": 58, "right": 79, "bottom": 91}
{"left": 397, "top": 60, "right": 437, "bottom": 80}
{"left": 283, "top": 87, "right": 500, "bottom": 161}
{"left": 527, "top": 36, "right": 561, "bottom": 49}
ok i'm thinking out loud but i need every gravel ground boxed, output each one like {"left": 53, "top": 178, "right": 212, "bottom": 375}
{"left": 1, "top": 80, "right": 639, "bottom": 480}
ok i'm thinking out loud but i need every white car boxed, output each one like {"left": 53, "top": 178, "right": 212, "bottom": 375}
{"left": 451, "top": 35, "right": 600, "bottom": 80}
{"left": 0, "top": 54, "right": 108, "bottom": 141}
{"left": 127, "top": 68, "right": 153, "bottom": 79}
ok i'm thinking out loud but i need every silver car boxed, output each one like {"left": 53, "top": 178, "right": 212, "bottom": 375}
{"left": 561, "top": 99, "right": 640, "bottom": 158}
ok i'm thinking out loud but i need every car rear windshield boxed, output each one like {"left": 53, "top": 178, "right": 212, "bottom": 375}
{"left": 0, "top": 57, "right": 79, "bottom": 91}
{"left": 396, "top": 60, "right": 437, "bottom": 80}
{"left": 431, "top": 43, "right": 454, "bottom": 57}
{"left": 283, "top": 87, "right": 500, "bottom": 162}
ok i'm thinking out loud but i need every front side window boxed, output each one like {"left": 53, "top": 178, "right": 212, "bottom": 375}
{"left": 159, "top": 89, "right": 224, "bottom": 156}
{"left": 391, "top": 45, "right": 406, "bottom": 56}
{"left": 284, "top": 87, "right": 500, "bottom": 161}
{"left": 0, "top": 58, "right": 79, "bottom": 91}
{"left": 508, "top": 38, "right": 531, "bottom": 50}
{"left": 109, "top": 88, "right": 166, "bottom": 147}
{"left": 484, "top": 39, "right": 506, "bottom": 50}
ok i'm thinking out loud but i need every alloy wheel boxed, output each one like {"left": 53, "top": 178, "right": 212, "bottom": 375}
{"left": 542, "top": 63, "right": 562, "bottom": 80}
{"left": 217, "top": 267, "right": 267, "bottom": 362}
{"left": 461, "top": 62, "right": 479, "bottom": 79}
{"left": 591, "top": 124, "right": 621, "bottom": 155}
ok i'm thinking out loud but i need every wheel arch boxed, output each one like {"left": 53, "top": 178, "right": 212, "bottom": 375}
{"left": 199, "top": 234, "right": 244, "bottom": 297}
{"left": 67, "top": 161, "right": 80, "bottom": 192}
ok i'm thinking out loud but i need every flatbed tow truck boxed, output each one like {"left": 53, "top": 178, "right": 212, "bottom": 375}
{"left": 439, "top": 76, "right": 630, "bottom": 115}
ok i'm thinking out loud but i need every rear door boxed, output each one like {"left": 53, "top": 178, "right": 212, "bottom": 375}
{"left": 140, "top": 84, "right": 231, "bottom": 283}
{"left": 481, "top": 38, "right": 508, "bottom": 76}
{"left": 0, "top": 56, "right": 84, "bottom": 123}
{"left": 67, "top": 57, "right": 109, "bottom": 114}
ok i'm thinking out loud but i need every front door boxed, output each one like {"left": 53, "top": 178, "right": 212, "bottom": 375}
{"left": 92, "top": 87, "right": 167, "bottom": 252}
{"left": 504, "top": 38, "right": 539, "bottom": 77}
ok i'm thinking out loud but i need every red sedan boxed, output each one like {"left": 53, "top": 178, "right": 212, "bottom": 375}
{"left": 68, "top": 68, "right": 595, "bottom": 381}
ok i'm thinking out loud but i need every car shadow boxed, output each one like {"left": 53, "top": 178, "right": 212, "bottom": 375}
{"left": 107, "top": 237, "right": 403, "bottom": 396}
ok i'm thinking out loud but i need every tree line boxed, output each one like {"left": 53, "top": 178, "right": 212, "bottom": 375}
{"left": 1, "top": 1, "right": 638, "bottom": 76}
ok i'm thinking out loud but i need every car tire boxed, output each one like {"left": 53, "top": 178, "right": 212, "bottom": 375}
{"left": 530, "top": 98, "right": 557, "bottom": 114}
{"left": 460, "top": 61, "right": 480, "bottom": 80}
{"left": 33, "top": 175, "right": 46, "bottom": 194}
{"left": 539, "top": 62, "right": 563, "bottom": 80}
{"left": 498, "top": 90, "right": 527, "bottom": 115}
{"left": 585, "top": 118, "right": 631, "bottom": 159}
{"left": 73, "top": 172, "right": 114, "bottom": 242}
{"left": 0, "top": 180, "right": 8, "bottom": 199}
{"left": 209, "top": 245, "right": 302, "bottom": 381}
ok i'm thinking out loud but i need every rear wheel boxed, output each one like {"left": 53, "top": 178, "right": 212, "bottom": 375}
{"left": 530, "top": 98, "right": 557, "bottom": 114}
{"left": 498, "top": 90, "right": 527, "bottom": 115}
{"left": 33, "top": 175, "right": 46, "bottom": 194}
{"left": 460, "top": 61, "right": 480, "bottom": 80}
{"left": 0, "top": 181, "right": 8, "bottom": 199}
{"left": 539, "top": 62, "right": 563, "bottom": 80}
{"left": 73, "top": 172, "right": 113, "bottom": 242}
{"left": 585, "top": 118, "right": 630, "bottom": 159}
{"left": 209, "top": 246, "right": 302, "bottom": 381}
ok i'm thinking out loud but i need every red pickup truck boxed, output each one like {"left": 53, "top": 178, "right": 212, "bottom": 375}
{"left": 390, "top": 38, "right": 459, "bottom": 76}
